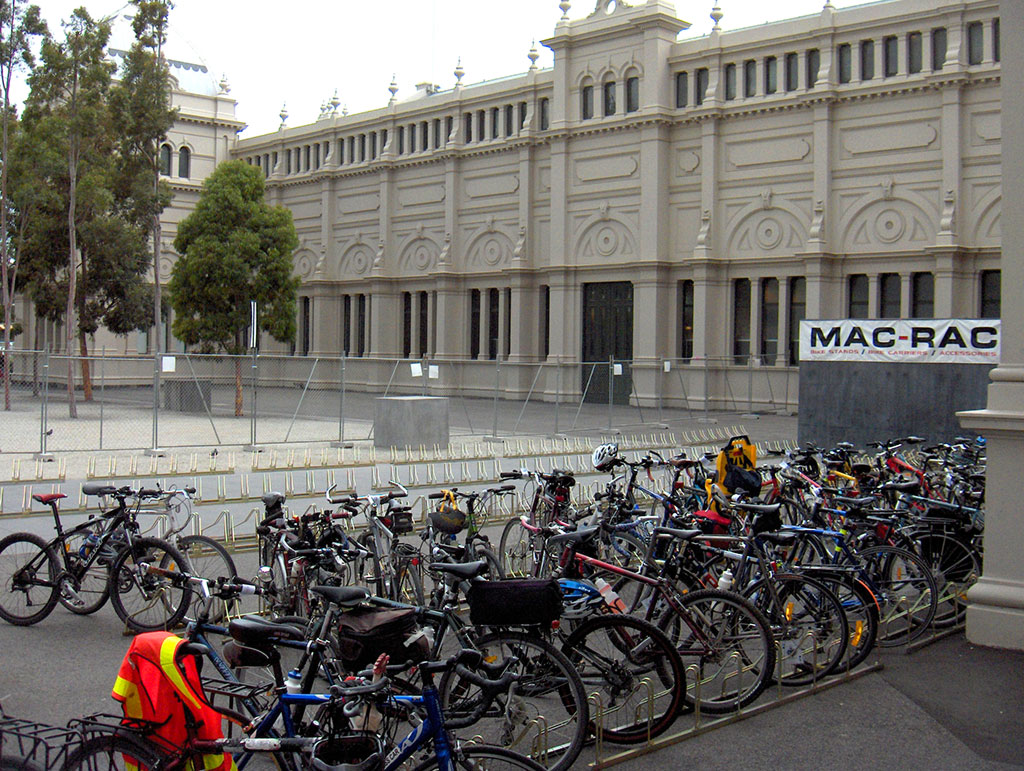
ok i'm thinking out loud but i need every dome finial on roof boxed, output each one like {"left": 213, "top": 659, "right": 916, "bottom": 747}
{"left": 388, "top": 75, "right": 399, "bottom": 105}
{"left": 823, "top": 0, "right": 834, "bottom": 8}
{"left": 710, "top": 3, "right": 723, "bottom": 30}
{"left": 559, "top": 0, "right": 571, "bottom": 21}
{"left": 279, "top": 102, "right": 288, "bottom": 128}
{"left": 528, "top": 41, "right": 539, "bottom": 71}
{"left": 454, "top": 58, "right": 465, "bottom": 88}
{"left": 218, "top": 73, "right": 230, "bottom": 94}
{"left": 330, "top": 89, "right": 341, "bottom": 116}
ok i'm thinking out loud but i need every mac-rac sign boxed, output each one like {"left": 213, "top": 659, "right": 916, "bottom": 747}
{"left": 800, "top": 319, "right": 1000, "bottom": 364}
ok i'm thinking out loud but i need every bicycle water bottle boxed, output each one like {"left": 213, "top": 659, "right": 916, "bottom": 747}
{"left": 595, "top": 577, "right": 627, "bottom": 613}
{"left": 717, "top": 568, "right": 734, "bottom": 592}
{"left": 79, "top": 532, "right": 100, "bottom": 558}
{"left": 285, "top": 669, "right": 302, "bottom": 694}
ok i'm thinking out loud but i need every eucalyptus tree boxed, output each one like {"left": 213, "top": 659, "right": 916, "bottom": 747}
{"left": 0, "top": 0, "right": 44, "bottom": 410}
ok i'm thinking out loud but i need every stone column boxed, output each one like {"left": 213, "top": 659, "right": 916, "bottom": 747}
{"left": 958, "top": 3, "right": 1024, "bottom": 650}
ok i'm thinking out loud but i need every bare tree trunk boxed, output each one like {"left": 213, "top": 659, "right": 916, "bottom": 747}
{"left": 234, "top": 355, "right": 243, "bottom": 417}
{"left": 0, "top": 3, "right": 14, "bottom": 411}
{"left": 79, "top": 328, "right": 92, "bottom": 401}
{"left": 66, "top": 156, "right": 78, "bottom": 419}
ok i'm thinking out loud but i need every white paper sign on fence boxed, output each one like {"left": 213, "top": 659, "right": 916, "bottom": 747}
{"left": 800, "top": 319, "right": 1000, "bottom": 364}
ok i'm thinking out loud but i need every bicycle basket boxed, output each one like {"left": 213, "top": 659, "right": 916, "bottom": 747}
{"left": 466, "top": 578, "right": 563, "bottom": 626}
{"left": 382, "top": 509, "right": 414, "bottom": 536}
{"left": 336, "top": 608, "right": 429, "bottom": 670}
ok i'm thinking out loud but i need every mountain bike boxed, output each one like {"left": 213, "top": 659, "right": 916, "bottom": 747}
{"left": 0, "top": 484, "right": 192, "bottom": 632}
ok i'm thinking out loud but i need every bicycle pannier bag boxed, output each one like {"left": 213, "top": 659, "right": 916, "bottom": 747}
{"left": 466, "top": 578, "right": 563, "bottom": 626}
{"left": 336, "top": 608, "right": 428, "bottom": 669}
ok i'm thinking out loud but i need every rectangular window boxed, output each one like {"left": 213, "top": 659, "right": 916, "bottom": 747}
{"left": 725, "top": 63, "right": 737, "bottom": 100}
{"left": 603, "top": 81, "right": 616, "bottom": 115}
{"left": 908, "top": 31, "right": 922, "bottom": 73}
{"left": 313, "top": 143, "right": 320, "bottom": 168}
{"left": 994, "top": 18, "right": 1001, "bottom": 62}
{"left": 695, "top": 68, "right": 709, "bottom": 105}
{"left": 625, "top": 76, "right": 639, "bottom": 112}
{"left": 445, "top": 116, "right": 453, "bottom": 144}
{"left": 301, "top": 297, "right": 311, "bottom": 355}
{"left": 433, "top": 119, "right": 441, "bottom": 149}
{"left": 505, "top": 105, "right": 513, "bottom": 136}
{"left": 540, "top": 98, "right": 550, "bottom": 130}
{"left": 581, "top": 85, "right": 594, "bottom": 119}
{"left": 541, "top": 286, "right": 550, "bottom": 359}
{"left": 356, "top": 295, "right": 367, "bottom": 357}
{"left": 418, "top": 291, "right": 429, "bottom": 355}
{"left": 879, "top": 273, "right": 901, "bottom": 319}
{"left": 932, "top": 27, "right": 947, "bottom": 70}
{"left": 680, "top": 280, "right": 694, "bottom": 360}
{"left": 487, "top": 288, "right": 499, "bottom": 360}
{"left": 469, "top": 290, "right": 481, "bottom": 359}
{"left": 370, "top": 133, "right": 377, "bottom": 159}
{"left": 980, "top": 270, "right": 1001, "bottom": 318}
{"left": 359, "top": 134, "right": 366, "bottom": 161}
{"left": 398, "top": 126, "right": 405, "bottom": 154}
{"left": 743, "top": 59, "right": 756, "bottom": 97}
{"left": 784, "top": 52, "right": 798, "bottom": 91}
{"left": 503, "top": 288, "right": 511, "bottom": 358}
{"left": 285, "top": 150, "right": 292, "bottom": 174}
{"left": 402, "top": 293, "right": 412, "bottom": 358}
{"left": 883, "top": 35, "right": 898, "bottom": 76}
{"left": 861, "top": 39, "right": 875, "bottom": 80}
{"left": 838, "top": 43, "right": 852, "bottom": 83}
{"left": 675, "top": 71, "right": 688, "bottom": 107}
{"left": 733, "top": 278, "right": 751, "bottom": 364}
{"left": 381, "top": 130, "right": 388, "bottom": 152}
{"left": 911, "top": 272, "right": 934, "bottom": 318}
{"left": 304, "top": 145, "right": 311, "bottom": 170}
{"left": 421, "top": 122, "right": 428, "bottom": 150}
{"left": 764, "top": 56, "right": 777, "bottom": 94}
{"left": 788, "top": 277, "right": 806, "bottom": 365}
{"left": 760, "top": 278, "right": 779, "bottom": 365}
{"left": 491, "top": 107, "right": 499, "bottom": 138}
{"left": 967, "top": 21, "right": 983, "bottom": 65}
{"left": 477, "top": 110, "right": 485, "bottom": 139}
{"left": 342, "top": 296, "right": 352, "bottom": 355}
{"left": 848, "top": 274, "right": 869, "bottom": 318}
{"left": 806, "top": 48, "right": 820, "bottom": 87}
{"left": 464, "top": 113, "right": 473, "bottom": 142}
{"left": 519, "top": 101, "right": 527, "bottom": 131}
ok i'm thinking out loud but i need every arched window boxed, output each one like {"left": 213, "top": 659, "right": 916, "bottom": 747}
{"left": 177, "top": 146, "right": 191, "bottom": 178}
{"left": 159, "top": 143, "right": 172, "bottom": 176}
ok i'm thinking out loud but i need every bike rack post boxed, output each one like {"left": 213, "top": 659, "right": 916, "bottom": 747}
{"left": 589, "top": 692, "right": 605, "bottom": 766}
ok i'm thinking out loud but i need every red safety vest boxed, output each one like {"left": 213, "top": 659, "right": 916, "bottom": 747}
{"left": 112, "top": 631, "right": 236, "bottom": 771}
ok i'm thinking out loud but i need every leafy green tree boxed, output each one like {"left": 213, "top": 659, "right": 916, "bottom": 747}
{"left": 0, "top": 0, "right": 45, "bottom": 410}
{"left": 170, "top": 160, "right": 300, "bottom": 416}
{"left": 108, "top": 0, "right": 174, "bottom": 351}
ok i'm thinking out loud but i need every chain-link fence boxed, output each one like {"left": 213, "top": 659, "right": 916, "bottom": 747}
{"left": 0, "top": 350, "right": 799, "bottom": 454}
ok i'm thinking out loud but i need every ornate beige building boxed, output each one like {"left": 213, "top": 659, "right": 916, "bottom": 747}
{"left": 229, "top": 0, "right": 1002, "bottom": 409}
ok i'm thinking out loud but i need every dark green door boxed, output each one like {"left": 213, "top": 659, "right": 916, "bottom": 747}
{"left": 582, "top": 282, "right": 633, "bottom": 405}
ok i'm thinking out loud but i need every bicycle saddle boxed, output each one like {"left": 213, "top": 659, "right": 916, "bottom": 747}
{"left": 428, "top": 560, "right": 489, "bottom": 580}
{"left": 309, "top": 585, "right": 370, "bottom": 607}
{"left": 228, "top": 615, "right": 308, "bottom": 648}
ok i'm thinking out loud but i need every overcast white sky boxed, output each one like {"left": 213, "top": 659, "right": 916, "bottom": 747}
{"left": 21, "top": 0, "right": 865, "bottom": 137}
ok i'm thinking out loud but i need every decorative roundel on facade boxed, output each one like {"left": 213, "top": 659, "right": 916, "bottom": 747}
{"left": 294, "top": 252, "right": 315, "bottom": 278}
{"left": 755, "top": 217, "right": 783, "bottom": 250}
{"left": 874, "top": 209, "right": 906, "bottom": 243}
{"left": 348, "top": 247, "right": 371, "bottom": 275}
{"left": 410, "top": 241, "right": 434, "bottom": 271}
{"left": 481, "top": 236, "right": 505, "bottom": 266}
{"left": 596, "top": 225, "right": 620, "bottom": 257}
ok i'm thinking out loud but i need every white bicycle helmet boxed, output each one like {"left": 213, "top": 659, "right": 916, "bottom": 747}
{"left": 591, "top": 443, "right": 620, "bottom": 472}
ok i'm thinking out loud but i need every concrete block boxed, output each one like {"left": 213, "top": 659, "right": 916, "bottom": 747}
{"left": 374, "top": 396, "right": 450, "bottom": 450}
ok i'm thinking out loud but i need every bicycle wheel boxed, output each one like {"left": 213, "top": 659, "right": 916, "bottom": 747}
{"left": 560, "top": 614, "right": 685, "bottom": 744}
{"left": 657, "top": 587, "right": 775, "bottom": 714}
{"left": 57, "top": 535, "right": 111, "bottom": 615}
{"left": 851, "top": 545, "right": 937, "bottom": 646}
{"left": 438, "top": 630, "right": 588, "bottom": 771}
{"left": 912, "top": 532, "right": 980, "bottom": 628}
{"left": 175, "top": 534, "right": 240, "bottom": 622}
{"left": 742, "top": 574, "right": 848, "bottom": 687}
{"left": 410, "top": 744, "right": 546, "bottom": 771}
{"left": 60, "top": 731, "right": 165, "bottom": 770}
{"left": 392, "top": 558, "right": 425, "bottom": 605}
{"left": 0, "top": 532, "right": 60, "bottom": 626}
{"left": 499, "top": 517, "right": 534, "bottom": 577}
{"left": 803, "top": 570, "right": 880, "bottom": 671}
{"left": 109, "top": 537, "right": 193, "bottom": 633}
